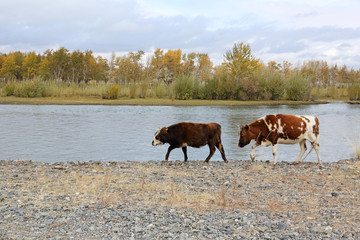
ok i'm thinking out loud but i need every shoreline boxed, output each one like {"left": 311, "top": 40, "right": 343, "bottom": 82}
{"left": 1, "top": 158, "right": 359, "bottom": 239}
{"left": 0, "top": 96, "right": 330, "bottom": 106}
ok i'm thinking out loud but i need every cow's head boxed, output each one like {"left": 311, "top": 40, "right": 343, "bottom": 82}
{"left": 152, "top": 127, "right": 168, "bottom": 146}
{"left": 238, "top": 124, "right": 252, "bottom": 148}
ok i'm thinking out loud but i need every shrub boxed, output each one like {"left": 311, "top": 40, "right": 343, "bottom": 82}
{"left": 129, "top": 84, "right": 136, "bottom": 98}
{"left": 286, "top": 72, "right": 311, "bottom": 101}
{"left": 172, "top": 75, "right": 194, "bottom": 100}
{"left": 139, "top": 83, "right": 147, "bottom": 98}
{"left": 14, "top": 80, "right": 48, "bottom": 98}
{"left": 101, "top": 84, "right": 119, "bottom": 99}
{"left": 155, "top": 84, "right": 167, "bottom": 98}
{"left": 260, "top": 72, "right": 285, "bottom": 100}
{"left": 201, "top": 79, "right": 219, "bottom": 99}
{"left": 348, "top": 83, "right": 360, "bottom": 100}
{"left": 2, "top": 82, "right": 16, "bottom": 96}
{"left": 240, "top": 77, "right": 259, "bottom": 100}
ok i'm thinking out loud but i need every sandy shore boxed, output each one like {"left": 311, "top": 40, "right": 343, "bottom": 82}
{"left": 1, "top": 159, "right": 359, "bottom": 239}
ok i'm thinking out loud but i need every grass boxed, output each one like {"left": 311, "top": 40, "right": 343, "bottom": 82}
{"left": 0, "top": 96, "right": 327, "bottom": 106}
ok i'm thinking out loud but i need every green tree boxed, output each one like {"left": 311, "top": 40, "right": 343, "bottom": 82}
{"left": 223, "top": 42, "right": 261, "bottom": 83}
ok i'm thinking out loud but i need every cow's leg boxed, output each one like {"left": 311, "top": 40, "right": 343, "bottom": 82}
{"left": 204, "top": 144, "right": 216, "bottom": 163}
{"left": 250, "top": 142, "right": 259, "bottom": 161}
{"left": 293, "top": 140, "right": 307, "bottom": 164}
{"left": 215, "top": 141, "right": 228, "bottom": 163}
{"left": 272, "top": 144, "right": 278, "bottom": 165}
{"left": 313, "top": 142, "right": 322, "bottom": 165}
{"left": 182, "top": 147, "right": 188, "bottom": 162}
{"left": 165, "top": 146, "right": 176, "bottom": 161}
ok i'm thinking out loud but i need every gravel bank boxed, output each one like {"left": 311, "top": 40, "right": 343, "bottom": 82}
{"left": 1, "top": 159, "right": 359, "bottom": 239}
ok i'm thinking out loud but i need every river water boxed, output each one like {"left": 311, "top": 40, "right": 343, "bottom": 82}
{"left": 0, "top": 103, "right": 358, "bottom": 163}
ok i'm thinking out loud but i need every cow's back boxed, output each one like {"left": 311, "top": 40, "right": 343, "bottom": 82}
{"left": 263, "top": 114, "right": 319, "bottom": 143}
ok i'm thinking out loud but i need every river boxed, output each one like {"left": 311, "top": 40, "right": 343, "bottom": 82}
{"left": 0, "top": 102, "right": 358, "bottom": 162}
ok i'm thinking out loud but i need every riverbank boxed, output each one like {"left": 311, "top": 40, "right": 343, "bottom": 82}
{"left": 1, "top": 159, "right": 359, "bottom": 239}
{"left": 0, "top": 96, "right": 328, "bottom": 106}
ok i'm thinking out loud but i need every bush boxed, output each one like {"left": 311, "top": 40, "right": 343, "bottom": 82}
{"left": 240, "top": 77, "right": 259, "bottom": 100}
{"left": 155, "top": 84, "right": 167, "bottom": 98}
{"left": 201, "top": 79, "right": 219, "bottom": 99}
{"left": 2, "top": 82, "right": 16, "bottom": 96}
{"left": 348, "top": 83, "right": 360, "bottom": 100}
{"left": 101, "top": 84, "right": 119, "bottom": 99}
{"left": 129, "top": 84, "right": 136, "bottom": 98}
{"left": 139, "top": 83, "right": 147, "bottom": 98}
{"left": 14, "top": 80, "right": 49, "bottom": 98}
{"left": 172, "top": 75, "right": 194, "bottom": 100}
{"left": 259, "top": 72, "right": 285, "bottom": 100}
{"left": 286, "top": 72, "right": 311, "bottom": 101}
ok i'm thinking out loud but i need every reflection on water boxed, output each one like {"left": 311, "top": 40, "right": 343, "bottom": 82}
{"left": 0, "top": 103, "right": 358, "bottom": 162}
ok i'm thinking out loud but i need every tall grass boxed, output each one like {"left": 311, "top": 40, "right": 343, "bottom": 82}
{"left": 348, "top": 83, "right": 360, "bottom": 100}
{"left": 0, "top": 76, "right": 356, "bottom": 101}
{"left": 0, "top": 80, "right": 174, "bottom": 99}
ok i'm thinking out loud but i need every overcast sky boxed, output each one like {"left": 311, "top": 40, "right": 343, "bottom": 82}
{"left": 1, "top": 0, "right": 360, "bottom": 68}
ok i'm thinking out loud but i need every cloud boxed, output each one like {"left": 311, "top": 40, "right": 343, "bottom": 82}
{"left": 0, "top": 0, "right": 360, "bottom": 68}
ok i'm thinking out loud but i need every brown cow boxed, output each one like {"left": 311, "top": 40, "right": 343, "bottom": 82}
{"left": 152, "top": 122, "right": 227, "bottom": 162}
{"left": 238, "top": 114, "right": 322, "bottom": 164}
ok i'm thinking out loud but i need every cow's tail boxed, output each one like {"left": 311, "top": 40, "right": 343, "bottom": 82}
{"left": 301, "top": 142, "right": 315, "bottom": 161}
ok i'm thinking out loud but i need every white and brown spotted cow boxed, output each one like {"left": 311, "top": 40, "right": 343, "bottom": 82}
{"left": 238, "top": 114, "right": 322, "bottom": 164}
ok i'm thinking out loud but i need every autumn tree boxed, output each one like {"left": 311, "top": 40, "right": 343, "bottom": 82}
{"left": 0, "top": 53, "right": 17, "bottom": 79}
{"left": 162, "top": 49, "right": 182, "bottom": 84}
{"left": 150, "top": 48, "right": 165, "bottom": 82}
{"left": 223, "top": 42, "right": 261, "bottom": 83}
{"left": 115, "top": 50, "right": 144, "bottom": 83}
{"left": 46, "top": 47, "right": 70, "bottom": 81}
{"left": 70, "top": 50, "right": 84, "bottom": 83}
{"left": 182, "top": 52, "right": 196, "bottom": 76}
{"left": 94, "top": 56, "right": 109, "bottom": 81}
{"left": 195, "top": 53, "right": 213, "bottom": 82}
{"left": 22, "top": 52, "right": 40, "bottom": 80}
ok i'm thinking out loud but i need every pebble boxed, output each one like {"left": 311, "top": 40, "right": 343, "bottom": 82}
{"left": 0, "top": 159, "right": 359, "bottom": 239}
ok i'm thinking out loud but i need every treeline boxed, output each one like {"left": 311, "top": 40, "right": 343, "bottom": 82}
{"left": 0, "top": 42, "right": 359, "bottom": 100}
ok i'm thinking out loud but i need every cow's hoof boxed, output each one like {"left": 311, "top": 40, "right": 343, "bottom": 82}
{"left": 290, "top": 162, "right": 300, "bottom": 165}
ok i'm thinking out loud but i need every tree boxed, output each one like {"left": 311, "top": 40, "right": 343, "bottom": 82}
{"left": 182, "top": 52, "right": 196, "bottom": 76}
{"left": 23, "top": 52, "right": 40, "bottom": 79}
{"left": 94, "top": 56, "right": 109, "bottom": 81}
{"left": 162, "top": 49, "right": 182, "bottom": 84}
{"left": 70, "top": 50, "right": 84, "bottom": 83}
{"left": 1, "top": 54, "right": 17, "bottom": 79}
{"left": 115, "top": 50, "right": 144, "bottom": 83}
{"left": 223, "top": 42, "right": 261, "bottom": 83}
{"left": 46, "top": 47, "right": 70, "bottom": 81}
{"left": 196, "top": 53, "right": 213, "bottom": 82}
{"left": 150, "top": 48, "right": 165, "bottom": 82}
{"left": 38, "top": 57, "right": 51, "bottom": 80}
{"left": 267, "top": 61, "right": 281, "bottom": 73}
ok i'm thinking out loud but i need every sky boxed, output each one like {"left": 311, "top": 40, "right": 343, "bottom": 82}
{"left": 1, "top": 0, "right": 360, "bottom": 68}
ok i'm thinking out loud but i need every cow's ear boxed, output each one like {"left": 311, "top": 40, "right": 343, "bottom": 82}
{"left": 244, "top": 125, "right": 249, "bottom": 130}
